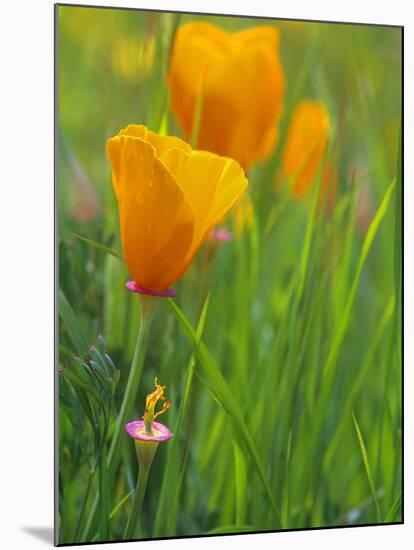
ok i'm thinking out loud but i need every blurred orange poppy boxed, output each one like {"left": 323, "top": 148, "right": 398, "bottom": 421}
{"left": 167, "top": 23, "right": 285, "bottom": 171}
{"left": 107, "top": 125, "right": 248, "bottom": 293}
{"left": 281, "top": 100, "right": 330, "bottom": 197}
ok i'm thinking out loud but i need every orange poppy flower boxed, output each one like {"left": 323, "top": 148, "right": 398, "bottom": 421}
{"left": 167, "top": 23, "right": 285, "bottom": 171}
{"left": 281, "top": 100, "right": 330, "bottom": 197}
{"left": 106, "top": 125, "right": 248, "bottom": 294}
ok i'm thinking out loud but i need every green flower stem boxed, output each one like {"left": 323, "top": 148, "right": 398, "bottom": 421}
{"left": 98, "top": 445, "right": 110, "bottom": 540}
{"left": 82, "top": 296, "right": 156, "bottom": 541}
{"left": 107, "top": 298, "right": 154, "bottom": 476}
{"left": 73, "top": 468, "right": 95, "bottom": 542}
{"left": 123, "top": 441, "right": 158, "bottom": 540}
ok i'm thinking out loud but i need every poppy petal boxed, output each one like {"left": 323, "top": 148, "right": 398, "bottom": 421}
{"left": 119, "top": 124, "right": 192, "bottom": 157}
{"left": 160, "top": 147, "right": 248, "bottom": 254}
{"left": 233, "top": 26, "right": 280, "bottom": 49}
{"left": 167, "top": 23, "right": 227, "bottom": 137}
{"left": 106, "top": 135, "right": 195, "bottom": 291}
{"left": 198, "top": 41, "right": 285, "bottom": 169}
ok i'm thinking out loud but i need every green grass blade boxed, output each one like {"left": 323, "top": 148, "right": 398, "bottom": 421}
{"left": 167, "top": 298, "right": 280, "bottom": 524}
{"left": 393, "top": 123, "right": 402, "bottom": 300}
{"left": 108, "top": 490, "right": 134, "bottom": 521}
{"left": 59, "top": 364, "right": 96, "bottom": 397}
{"left": 297, "top": 154, "right": 325, "bottom": 301}
{"left": 393, "top": 123, "right": 402, "bottom": 378}
{"left": 384, "top": 491, "right": 402, "bottom": 523}
{"left": 98, "top": 445, "right": 110, "bottom": 540}
{"left": 281, "top": 429, "right": 293, "bottom": 528}
{"left": 233, "top": 440, "right": 248, "bottom": 525}
{"left": 59, "top": 289, "right": 89, "bottom": 357}
{"left": 351, "top": 408, "right": 381, "bottom": 522}
{"left": 323, "top": 296, "right": 394, "bottom": 469}
{"left": 295, "top": 180, "right": 397, "bottom": 500}
{"left": 73, "top": 234, "right": 123, "bottom": 261}
{"left": 323, "top": 178, "right": 396, "bottom": 380}
{"left": 153, "top": 293, "right": 210, "bottom": 537}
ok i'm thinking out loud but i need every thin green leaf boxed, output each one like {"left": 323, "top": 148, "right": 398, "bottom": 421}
{"left": 73, "top": 233, "right": 123, "bottom": 261}
{"left": 98, "top": 445, "right": 110, "bottom": 540}
{"left": 59, "top": 289, "right": 89, "bottom": 357}
{"left": 59, "top": 365, "right": 94, "bottom": 397}
{"left": 323, "top": 178, "right": 396, "bottom": 379}
{"left": 281, "top": 429, "right": 293, "bottom": 528}
{"left": 167, "top": 298, "right": 280, "bottom": 525}
{"left": 297, "top": 150, "right": 326, "bottom": 301}
{"left": 384, "top": 492, "right": 402, "bottom": 523}
{"left": 323, "top": 296, "right": 394, "bottom": 469}
{"left": 153, "top": 293, "right": 210, "bottom": 536}
{"left": 351, "top": 408, "right": 381, "bottom": 522}
{"left": 297, "top": 179, "right": 397, "bottom": 489}
{"left": 233, "top": 440, "right": 248, "bottom": 525}
{"left": 109, "top": 490, "right": 135, "bottom": 521}
{"left": 393, "top": 123, "right": 402, "bottom": 301}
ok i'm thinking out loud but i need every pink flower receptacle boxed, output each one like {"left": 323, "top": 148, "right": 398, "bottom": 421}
{"left": 125, "top": 420, "right": 173, "bottom": 443}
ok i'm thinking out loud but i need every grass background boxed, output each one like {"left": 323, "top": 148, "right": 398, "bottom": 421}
{"left": 57, "top": 4, "right": 402, "bottom": 544}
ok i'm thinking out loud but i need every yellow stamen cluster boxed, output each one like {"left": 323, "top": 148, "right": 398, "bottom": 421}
{"left": 143, "top": 378, "right": 172, "bottom": 433}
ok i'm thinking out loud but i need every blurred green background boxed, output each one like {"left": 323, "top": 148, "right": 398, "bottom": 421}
{"left": 57, "top": 5, "right": 402, "bottom": 545}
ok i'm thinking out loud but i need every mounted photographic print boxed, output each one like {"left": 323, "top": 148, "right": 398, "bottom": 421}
{"left": 55, "top": 3, "right": 403, "bottom": 546}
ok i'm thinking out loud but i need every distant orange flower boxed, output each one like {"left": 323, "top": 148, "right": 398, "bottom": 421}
{"left": 168, "top": 23, "right": 285, "bottom": 171}
{"left": 107, "top": 125, "right": 248, "bottom": 294}
{"left": 281, "top": 101, "right": 330, "bottom": 197}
